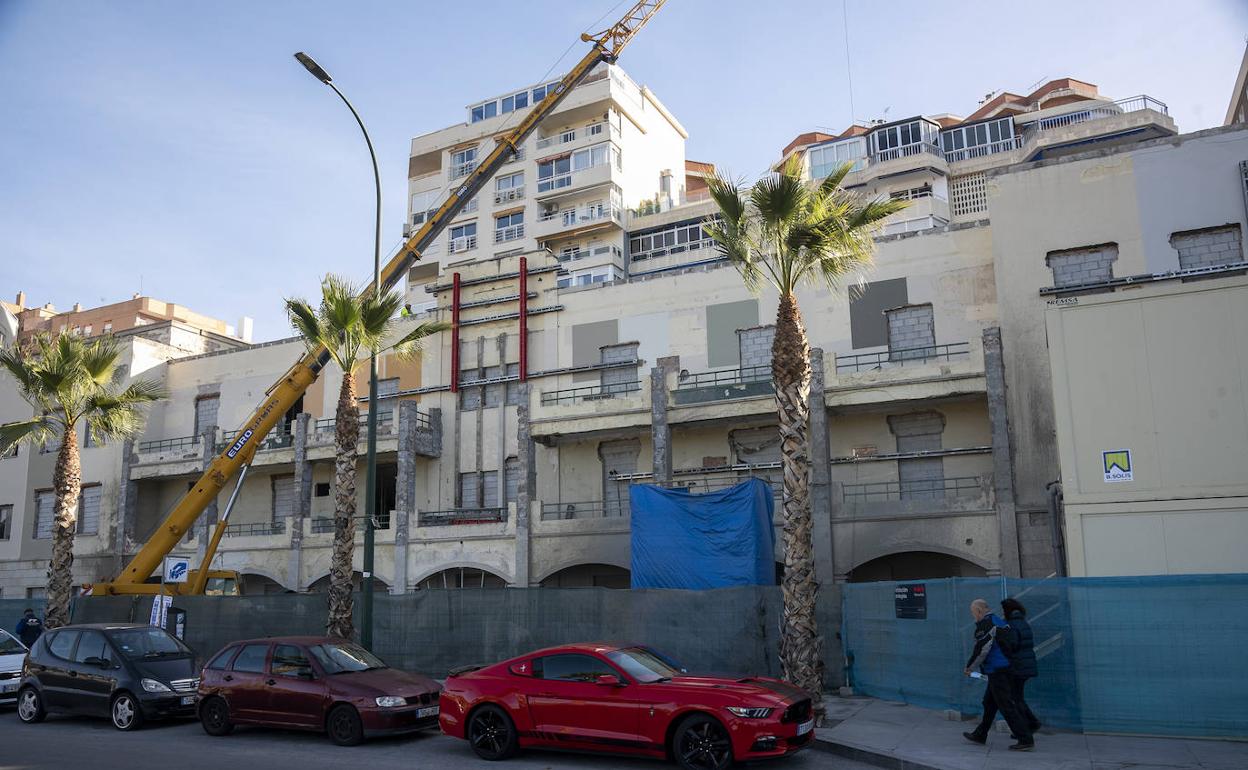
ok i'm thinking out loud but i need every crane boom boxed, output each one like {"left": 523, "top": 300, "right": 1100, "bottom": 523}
{"left": 97, "top": 0, "right": 667, "bottom": 594}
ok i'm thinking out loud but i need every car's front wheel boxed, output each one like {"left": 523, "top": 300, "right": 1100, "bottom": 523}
{"left": 110, "top": 692, "right": 145, "bottom": 731}
{"left": 16, "top": 687, "right": 46, "bottom": 724}
{"left": 673, "top": 714, "right": 734, "bottom": 770}
{"left": 326, "top": 704, "right": 364, "bottom": 746}
{"left": 467, "top": 704, "right": 518, "bottom": 760}
{"left": 199, "top": 696, "right": 234, "bottom": 736}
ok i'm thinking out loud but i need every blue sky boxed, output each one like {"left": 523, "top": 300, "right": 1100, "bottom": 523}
{"left": 2, "top": 0, "right": 1245, "bottom": 342}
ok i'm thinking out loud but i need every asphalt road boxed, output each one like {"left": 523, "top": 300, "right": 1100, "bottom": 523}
{"left": 0, "top": 709, "right": 871, "bottom": 770}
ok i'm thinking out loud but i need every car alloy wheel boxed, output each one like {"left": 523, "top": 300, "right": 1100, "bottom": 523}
{"left": 468, "top": 704, "right": 518, "bottom": 760}
{"left": 111, "top": 693, "right": 143, "bottom": 731}
{"left": 200, "top": 697, "right": 234, "bottom": 736}
{"left": 326, "top": 704, "right": 364, "bottom": 746}
{"left": 17, "top": 688, "right": 45, "bottom": 723}
{"left": 676, "top": 715, "right": 733, "bottom": 770}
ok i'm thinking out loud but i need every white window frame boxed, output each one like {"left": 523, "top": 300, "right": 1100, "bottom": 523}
{"left": 449, "top": 147, "right": 478, "bottom": 180}
{"left": 449, "top": 222, "right": 478, "bottom": 253}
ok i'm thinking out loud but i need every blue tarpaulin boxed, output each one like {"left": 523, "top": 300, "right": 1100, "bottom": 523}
{"left": 630, "top": 478, "right": 776, "bottom": 589}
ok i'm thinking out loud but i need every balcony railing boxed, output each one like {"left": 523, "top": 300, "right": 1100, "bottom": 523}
{"left": 537, "top": 173, "right": 572, "bottom": 193}
{"left": 219, "top": 429, "right": 293, "bottom": 452}
{"left": 943, "top": 136, "right": 1024, "bottom": 163}
{"left": 494, "top": 224, "right": 525, "bottom": 243}
{"left": 841, "top": 476, "right": 982, "bottom": 503}
{"left": 494, "top": 186, "right": 525, "bottom": 204}
{"left": 658, "top": 473, "right": 781, "bottom": 500}
{"left": 1023, "top": 95, "right": 1169, "bottom": 135}
{"left": 539, "top": 204, "right": 623, "bottom": 229}
{"left": 871, "top": 142, "right": 943, "bottom": 164}
{"left": 448, "top": 235, "right": 478, "bottom": 253}
{"left": 310, "top": 515, "right": 390, "bottom": 534}
{"left": 540, "top": 380, "right": 642, "bottom": 406}
{"left": 138, "top": 435, "right": 200, "bottom": 454}
{"left": 449, "top": 161, "right": 477, "bottom": 180}
{"left": 313, "top": 409, "right": 396, "bottom": 437}
{"left": 536, "top": 129, "right": 578, "bottom": 150}
{"left": 419, "top": 508, "right": 507, "bottom": 527}
{"left": 835, "top": 342, "right": 970, "bottom": 373}
{"left": 540, "top": 500, "right": 620, "bottom": 520}
{"left": 677, "top": 365, "right": 772, "bottom": 389}
{"left": 223, "top": 520, "right": 286, "bottom": 537}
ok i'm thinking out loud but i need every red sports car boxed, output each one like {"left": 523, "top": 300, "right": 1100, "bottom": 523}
{"left": 439, "top": 643, "right": 814, "bottom": 770}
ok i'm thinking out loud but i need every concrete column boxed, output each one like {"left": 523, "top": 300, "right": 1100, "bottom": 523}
{"left": 195, "top": 428, "right": 219, "bottom": 566}
{"left": 393, "top": 402, "right": 419, "bottom": 594}
{"left": 514, "top": 383, "right": 534, "bottom": 587}
{"left": 808, "top": 348, "right": 834, "bottom": 585}
{"left": 983, "top": 327, "right": 1022, "bottom": 577}
{"left": 112, "top": 439, "right": 139, "bottom": 578}
{"left": 288, "top": 413, "right": 310, "bottom": 591}
{"left": 650, "top": 356, "right": 679, "bottom": 483}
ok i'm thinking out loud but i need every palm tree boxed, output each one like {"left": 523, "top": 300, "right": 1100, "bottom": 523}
{"left": 0, "top": 333, "right": 166, "bottom": 628}
{"left": 705, "top": 158, "right": 906, "bottom": 709}
{"left": 286, "top": 275, "right": 447, "bottom": 640}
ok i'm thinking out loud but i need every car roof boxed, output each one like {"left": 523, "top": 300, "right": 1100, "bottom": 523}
{"left": 57, "top": 623, "right": 155, "bottom": 632}
{"left": 521, "top": 642, "right": 630, "bottom": 657}
{"left": 224, "top": 636, "right": 342, "bottom": 646}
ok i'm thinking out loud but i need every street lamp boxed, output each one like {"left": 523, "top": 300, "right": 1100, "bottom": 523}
{"left": 294, "top": 51, "right": 382, "bottom": 649}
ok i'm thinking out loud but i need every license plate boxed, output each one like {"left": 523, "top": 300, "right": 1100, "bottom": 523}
{"left": 416, "top": 705, "right": 439, "bottom": 719}
{"left": 1, "top": 682, "right": 17, "bottom": 693}
{"left": 180, "top": 695, "right": 197, "bottom": 706}
{"left": 797, "top": 718, "right": 814, "bottom": 736}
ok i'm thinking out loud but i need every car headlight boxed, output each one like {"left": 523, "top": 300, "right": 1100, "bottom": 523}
{"left": 726, "top": 706, "right": 773, "bottom": 719}
{"left": 375, "top": 696, "right": 406, "bottom": 708}
{"left": 140, "top": 678, "right": 172, "bottom": 694}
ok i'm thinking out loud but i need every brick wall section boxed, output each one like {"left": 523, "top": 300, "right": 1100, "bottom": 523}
{"left": 738, "top": 325, "right": 776, "bottom": 371}
{"left": 1046, "top": 243, "right": 1118, "bottom": 288}
{"left": 600, "top": 342, "right": 639, "bottom": 390}
{"left": 886, "top": 304, "right": 935, "bottom": 361}
{"left": 1170, "top": 225, "right": 1244, "bottom": 270}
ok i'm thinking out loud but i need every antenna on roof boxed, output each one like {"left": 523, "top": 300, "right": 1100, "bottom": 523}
{"left": 1027, "top": 75, "right": 1048, "bottom": 93}
{"left": 979, "top": 89, "right": 1000, "bottom": 105}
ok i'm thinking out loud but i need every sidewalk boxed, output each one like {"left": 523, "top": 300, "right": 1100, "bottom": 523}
{"left": 812, "top": 696, "right": 1248, "bottom": 770}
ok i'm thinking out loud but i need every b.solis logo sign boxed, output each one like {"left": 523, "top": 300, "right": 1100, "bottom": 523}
{"left": 1102, "top": 449, "right": 1133, "bottom": 482}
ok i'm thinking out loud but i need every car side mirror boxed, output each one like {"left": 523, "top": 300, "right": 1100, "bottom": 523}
{"left": 596, "top": 674, "right": 624, "bottom": 687}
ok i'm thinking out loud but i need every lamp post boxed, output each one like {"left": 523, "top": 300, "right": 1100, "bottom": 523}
{"left": 294, "top": 51, "right": 381, "bottom": 649}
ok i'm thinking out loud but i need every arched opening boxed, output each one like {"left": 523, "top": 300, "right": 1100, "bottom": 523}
{"left": 306, "top": 571, "right": 391, "bottom": 593}
{"left": 418, "top": 567, "right": 508, "bottom": 590}
{"left": 848, "top": 551, "right": 988, "bottom": 583}
{"left": 240, "top": 573, "right": 290, "bottom": 595}
{"left": 540, "top": 563, "right": 631, "bottom": 589}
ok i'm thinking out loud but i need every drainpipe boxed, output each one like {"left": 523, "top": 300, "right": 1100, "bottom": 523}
{"left": 518, "top": 257, "right": 528, "bottom": 381}
{"left": 450, "top": 272, "right": 461, "bottom": 392}
{"left": 1046, "top": 480, "right": 1066, "bottom": 577}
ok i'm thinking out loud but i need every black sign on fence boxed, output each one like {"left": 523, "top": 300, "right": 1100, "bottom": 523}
{"left": 894, "top": 583, "right": 926, "bottom": 619}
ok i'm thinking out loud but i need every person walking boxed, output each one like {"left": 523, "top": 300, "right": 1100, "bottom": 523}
{"left": 962, "top": 598, "right": 1034, "bottom": 751}
{"left": 1001, "top": 597, "right": 1042, "bottom": 735}
{"left": 14, "top": 608, "right": 43, "bottom": 648}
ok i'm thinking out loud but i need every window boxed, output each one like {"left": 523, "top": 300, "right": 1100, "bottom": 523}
{"left": 556, "top": 266, "right": 616, "bottom": 289}
{"left": 629, "top": 218, "right": 716, "bottom": 263}
{"left": 1046, "top": 244, "right": 1118, "bottom": 288}
{"left": 42, "top": 430, "right": 61, "bottom": 455}
{"left": 0, "top": 505, "right": 10, "bottom": 540}
{"left": 504, "top": 456, "right": 520, "bottom": 506}
{"left": 47, "top": 630, "right": 80, "bottom": 660}
{"left": 73, "top": 630, "right": 112, "bottom": 665}
{"left": 33, "top": 490, "right": 54, "bottom": 539}
{"left": 377, "top": 378, "right": 400, "bottom": 399}
{"left": 272, "top": 644, "right": 314, "bottom": 678}
{"left": 500, "top": 89, "right": 528, "bottom": 114}
{"left": 495, "top": 211, "right": 524, "bottom": 243}
{"left": 272, "top": 475, "right": 295, "bottom": 520}
{"left": 315, "top": 482, "right": 331, "bottom": 498}
{"left": 195, "top": 395, "right": 219, "bottom": 438}
{"left": 531, "top": 81, "right": 560, "bottom": 103}
{"left": 481, "top": 470, "right": 500, "bottom": 508}
{"left": 206, "top": 646, "right": 238, "bottom": 670}
{"left": 449, "top": 222, "right": 477, "bottom": 253}
{"left": 102, "top": 321, "right": 112, "bottom": 334}
{"left": 537, "top": 155, "right": 572, "bottom": 192}
{"left": 469, "top": 101, "right": 498, "bottom": 123}
{"left": 411, "top": 190, "right": 442, "bottom": 225}
{"left": 808, "top": 138, "right": 867, "bottom": 178}
{"left": 889, "top": 184, "right": 933, "bottom": 201}
{"left": 886, "top": 305, "right": 936, "bottom": 361}
{"left": 870, "top": 120, "right": 939, "bottom": 157}
{"left": 83, "top": 325, "right": 92, "bottom": 336}
{"left": 505, "top": 363, "right": 523, "bottom": 406}
{"left": 78, "top": 485, "right": 101, "bottom": 535}
{"left": 940, "top": 117, "right": 1015, "bottom": 160}
{"left": 495, "top": 172, "right": 524, "bottom": 203}
{"left": 231, "top": 643, "right": 270, "bottom": 673}
{"left": 459, "top": 472, "right": 480, "bottom": 509}
{"left": 538, "top": 653, "right": 617, "bottom": 682}
{"left": 450, "top": 147, "right": 478, "bottom": 179}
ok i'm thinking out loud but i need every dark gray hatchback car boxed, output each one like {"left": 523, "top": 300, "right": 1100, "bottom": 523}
{"left": 17, "top": 623, "right": 200, "bottom": 730}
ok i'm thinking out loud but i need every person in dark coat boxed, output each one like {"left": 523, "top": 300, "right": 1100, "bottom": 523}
{"left": 1000, "top": 597, "right": 1042, "bottom": 734}
{"left": 14, "top": 608, "right": 43, "bottom": 647}
{"left": 962, "top": 598, "right": 1034, "bottom": 751}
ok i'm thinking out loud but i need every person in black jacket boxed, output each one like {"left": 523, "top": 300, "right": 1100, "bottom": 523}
{"left": 1000, "top": 597, "right": 1042, "bottom": 735}
{"left": 962, "top": 599, "right": 1033, "bottom": 750}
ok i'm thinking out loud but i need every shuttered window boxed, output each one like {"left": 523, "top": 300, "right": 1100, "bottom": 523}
{"left": 78, "top": 485, "right": 101, "bottom": 535}
{"left": 34, "top": 491, "right": 54, "bottom": 539}
{"left": 271, "top": 475, "right": 296, "bottom": 520}
{"left": 504, "top": 457, "right": 520, "bottom": 507}
{"left": 195, "top": 395, "right": 220, "bottom": 437}
{"left": 459, "top": 472, "right": 480, "bottom": 509}
{"left": 481, "top": 471, "right": 500, "bottom": 508}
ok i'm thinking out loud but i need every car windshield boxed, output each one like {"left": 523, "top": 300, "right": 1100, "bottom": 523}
{"left": 0, "top": 631, "right": 25, "bottom": 655}
{"left": 107, "top": 627, "right": 191, "bottom": 660}
{"left": 309, "top": 642, "right": 387, "bottom": 674}
{"left": 607, "top": 647, "right": 682, "bottom": 684}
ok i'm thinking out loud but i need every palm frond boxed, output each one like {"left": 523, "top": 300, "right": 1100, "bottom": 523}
{"left": 80, "top": 337, "right": 122, "bottom": 388}
{"left": 0, "top": 417, "right": 54, "bottom": 455}
{"left": 390, "top": 320, "right": 451, "bottom": 361}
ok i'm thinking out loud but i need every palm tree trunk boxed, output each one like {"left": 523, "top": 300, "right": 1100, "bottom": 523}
{"left": 46, "top": 424, "right": 80, "bottom": 629}
{"left": 327, "top": 372, "right": 359, "bottom": 640}
{"left": 772, "top": 293, "right": 823, "bottom": 712}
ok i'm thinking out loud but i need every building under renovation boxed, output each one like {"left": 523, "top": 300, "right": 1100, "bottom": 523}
{"left": 2, "top": 66, "right": 1246, "bottom": 596}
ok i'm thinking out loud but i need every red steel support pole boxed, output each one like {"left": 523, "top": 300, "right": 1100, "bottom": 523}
{"left": 518, "top": 257, "right": 528, "bottom": 381}
{"left": 450, "top": 272, "right": 461, "bottom": 392}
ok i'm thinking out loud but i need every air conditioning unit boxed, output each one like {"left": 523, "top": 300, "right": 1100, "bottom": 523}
{"left": 402, "top": 224, "right": 413, "bottom": 238}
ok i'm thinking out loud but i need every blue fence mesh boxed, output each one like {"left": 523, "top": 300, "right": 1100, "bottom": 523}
{"left": 841, "top": 574, "right": 1248, "bottom": 739}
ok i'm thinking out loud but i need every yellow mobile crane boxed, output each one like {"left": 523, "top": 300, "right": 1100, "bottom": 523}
{"left": 92, "top": 1, "right": 668, "bottom": 596}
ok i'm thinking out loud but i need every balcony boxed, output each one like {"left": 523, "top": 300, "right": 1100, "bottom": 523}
{"left": 222, "top": 520, "right": 285, "bottom": 538}
{"left": 860, "top": 141, "right": 947, "bottom": 182}
{"left": 136, "top": 435, "right": 201, "bottom": 458}
{"left": 493, "top": 186, "right": 525, "bottom": 205}
{"left": 448, "top": 235, "right": 478, "bottom": 254}
{"left": 540, "top": 380, "right": 642, "bottom": 406}
{"left": 842, "top": 476, "right": 982, "bottom": 503}
{"left": 944, "top": 136, "right": 1024, "bottom": 164}
{"left": 672, "top": 365, "right": 773, "bottom": 405}
{"left": 1017, "top": 95, "right": 1174, "bottom": 161}
{"left": 220, "top": 428, "right": 293, "bottom": 453}
{"left": 535, "top": 163, "right": 614, "bottom": 202}
{"left": 834, "top": 475, "right": 993, "bottom": 520}
{"left": 493, "top": 223, "right": 525, "bottom": 244}
{"left": 539, "top": 500, "right": 621, "bottom": 521}
{"left": 449, "top": 161, "right": 477, "bottom": 181}
{"left": 535, "top": 121, "right": 617, "bottom": 152}
{"left": 834, "top": 342, "right": 970, "bottom": 374}
{"left": 310, "top": 514, "right": 391, "bottom": 535}
{"left": 418, "top": 508, "right": 507, "bottom": 527}
{"left": 310, "top": 409, "right": 396, "bottom": 446}
{"left": 533, "top": 204, "right": 624, "bottom": 240}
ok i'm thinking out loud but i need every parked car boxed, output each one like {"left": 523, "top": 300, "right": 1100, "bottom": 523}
{"left": 17, "top": 623, "right": 199, "bottom": 730}
{"left": 197, "top": 636, "right": 441, "bottom": 746}
{"left": 0, "top": 629, "right": 29, "bottom": 704}
{"left": 440, "top": 643, "right": 814, "bottom": 770}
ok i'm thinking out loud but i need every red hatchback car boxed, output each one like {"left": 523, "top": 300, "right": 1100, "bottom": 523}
{"left": 197, "top": 636, "right": 441, "bottom": 746}
{"left": 440, "top": 643, "right": 814, "bottom": 770}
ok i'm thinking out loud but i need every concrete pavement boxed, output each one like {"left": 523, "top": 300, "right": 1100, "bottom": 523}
{"left": 814, "top": 697, "right": 1248, "bottom": 770}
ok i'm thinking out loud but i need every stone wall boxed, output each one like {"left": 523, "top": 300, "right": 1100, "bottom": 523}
{"left": 1170, "top": 224, "right": 1244, "bottom": 270}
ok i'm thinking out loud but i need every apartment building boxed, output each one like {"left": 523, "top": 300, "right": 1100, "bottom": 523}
{"left": 4, "top": 67, "right": 1243, "bottom": 597}
{"left": 3, "top": 291, "right": 252, "bottom": 345}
